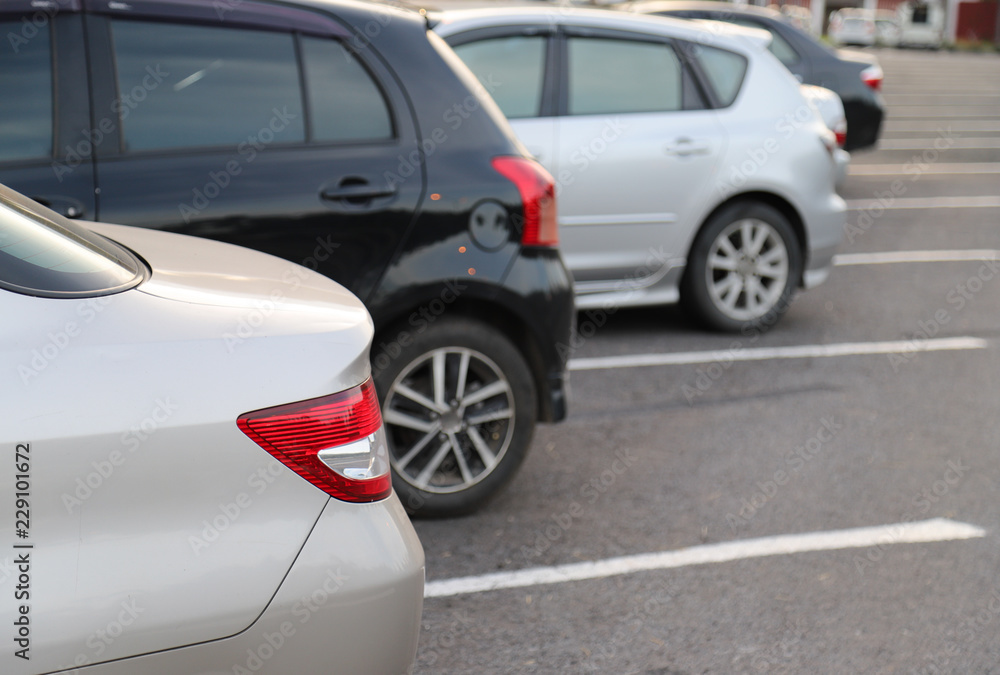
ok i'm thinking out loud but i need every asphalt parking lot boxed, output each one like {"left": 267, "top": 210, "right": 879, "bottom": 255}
{"left": 412, "top": 48, "right": 1000, "bottom": 674}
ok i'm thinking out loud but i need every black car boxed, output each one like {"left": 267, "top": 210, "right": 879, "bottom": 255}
{"left": 627, "top": 1, "right": 886, "bottom": 152}
{"left": 0, "top": 0, "right": 573, "bottom": 517}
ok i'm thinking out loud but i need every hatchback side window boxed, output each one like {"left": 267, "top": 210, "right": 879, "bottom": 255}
{"left": 692, "top": 44, "right": 748, "bottom": 108}
{"left": 567, "top": 38, "right": 682, "bottom": 116}
{"left": 0, "top": 20, "right": 53, "bottom": 162}
{"left": 110, "top": 20, "right": 306, "bottom": 152}
{"left": 451, "top": 36, "right": 547, "bottom": 119}
{"left": 301, "top": 37, "right": 393, "bottom": 142}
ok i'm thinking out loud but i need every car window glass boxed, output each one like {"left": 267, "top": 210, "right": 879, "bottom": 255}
{"left": 0, "top": 20, "right": 53, "bottom": 162}
{"left": 730, "top": 18, "right": 800, "bottom": 66}
{"left": 568, "top": 38, "right": 682, "bottom": 116}
{"left": 301, "top": 38, "right": 393, "bottom": 142}
{"left": 0, "top": 197, "right": 142, "bottom": 297}
{"left": 110, "top": 20, "right": 305, "bottom": 152}
{"left": 693, "top": 44, "right": 747, "bottom": 107}
{"left": 452, "top": 36, "right": 546, "bottom": 119}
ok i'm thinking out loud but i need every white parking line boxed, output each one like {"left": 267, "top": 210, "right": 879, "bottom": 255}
{"left": 834, "top": 250, "right": 1000, "bottom": 265}
{"left": 567, "top": 337, "right": 986, "bottom": 371}
{"left": 877, "top": 138, "right": 1000, "bottom": 150}
{"left": 424, "top": 519, "right": 985, "bottom": 598}
{"left": 846, "top": 196, "right": 1000, "bottom": 210}
{"left": 848, "top": 163, "right": 1000, "bottom": 176}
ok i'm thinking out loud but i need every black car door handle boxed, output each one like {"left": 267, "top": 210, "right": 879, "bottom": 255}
{"left": 320, "top": 184, "right": 396, "bottom": 202}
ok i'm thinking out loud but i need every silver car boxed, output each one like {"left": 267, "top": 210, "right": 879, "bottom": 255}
{"left": 435, "top": 8, "right": 846, "bottom": 331}
{"left": 0, "top": 185, "right": 423, "bottom": 674}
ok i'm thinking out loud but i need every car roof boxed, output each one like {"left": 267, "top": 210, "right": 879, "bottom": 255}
{"left": 626, "top": 0, "right": 786, "bottom": 21}
{"left": 432, "top": 5, "right": 771, "bottom": 52}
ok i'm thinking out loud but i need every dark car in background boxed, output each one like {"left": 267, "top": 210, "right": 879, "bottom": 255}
{"left": 0, "top": 0, "right": 573, "bottom": 517}
{"left": 627, "top": 1, "right": 886, "bottom": 152}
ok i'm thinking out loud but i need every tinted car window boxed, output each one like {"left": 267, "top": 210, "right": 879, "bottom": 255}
{"left": 0, "top": 190, "right": 143, "bottom": 297}
{"left": 730, "top": 18, "right": 800, "bottom": 66}
{"left": 693, "top": 44, "right": 747, "bottom": 107}
{"left": 568, "top": 38, "right": 682, "bottom": 116}
{"left": 0, "top": 21, "right": 53, "bottom": 162}
{"left": 111, "top": 20, "right": 305, "bottom": 152}
{"left": 451, "top": 36, "right": 546, "bottom": 119}
{"left": 301, "top": 37, "right": 393, "bottom": 142}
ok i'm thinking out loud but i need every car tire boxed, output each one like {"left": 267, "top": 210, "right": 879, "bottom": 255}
{"left": 373, "top": 317, "right": 537, "bottom": 517}
{"left": 682, "top": 201, "right": 802, "bottom": 333}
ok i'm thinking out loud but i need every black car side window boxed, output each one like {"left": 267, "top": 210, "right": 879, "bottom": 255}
{"left": 300, "top": 37, "right": 394, "bottom": 142}
{"left": 567, "top": 37, "right": 683, "bottom": 116}
{"left": 730, "top": 18, "right": 801, "bottom": 67}
{"left": 110, "top": 20, "right": 306, "bottom": 152}
{"left": 0, "top": 20, "right": 53, "bottom": 162}
{"left": 451, "top": 36, "right": 547, "bottom": 119}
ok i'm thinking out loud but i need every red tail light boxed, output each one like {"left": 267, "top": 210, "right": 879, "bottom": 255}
{"left": 861, "top": 64, "right": 883, "bottom": 92}
{"left": 238, "top": 379, "right": 392, "bottom": 503}
{"left": 492, "top": 155, "right": 558, "bottom": 247}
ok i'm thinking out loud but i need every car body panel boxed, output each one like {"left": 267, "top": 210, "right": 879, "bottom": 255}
{"left": 1, "top": 198, "right": 422, "bottom": 673}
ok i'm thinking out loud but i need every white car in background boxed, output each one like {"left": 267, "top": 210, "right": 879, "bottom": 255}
{"left": 828, "top": 9, "right": 877, "bottom": 46}
{"left": 0, "top": 185, "right": 423, "bottom": 674}
{"left": 801, "top": 83, "right": 851, "bottom": 188}
{"left": 435, "top": 8, "right": 845, "bottom": 331}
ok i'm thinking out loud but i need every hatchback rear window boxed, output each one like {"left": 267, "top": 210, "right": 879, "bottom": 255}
{"left": 0, "top": 188, "right": 144, "bottom": 298}
{"left": 693, "top": 45, "right": 748, "bottom": 108}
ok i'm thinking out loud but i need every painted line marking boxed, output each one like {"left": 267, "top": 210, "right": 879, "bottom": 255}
{"left": 884, "top": 121, "right": 1000, "bottom": 132}
{"left": 846, "top": 196, "right": 1000, "bottom": 210}
{"left": 877, "top": 138, "right": 1000, "bottom": 150}
{"left": 848, "top": 163, "right": 1000, "bottom": 176}
{"left": 424, "top": 519, "right": 985, "bottom": 598}
{"left": 834, "top": 250, "right": 1000, "bottom": 265}
{"left": 567, "top": 337, "right": 986, "bottom": 371}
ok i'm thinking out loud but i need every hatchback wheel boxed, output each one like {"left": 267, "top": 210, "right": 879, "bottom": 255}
{"left": 683, "top": 201, "right": 802, "bottom": 332}
{"left": 373, "top": 318, "right": 536, "bottom": 517}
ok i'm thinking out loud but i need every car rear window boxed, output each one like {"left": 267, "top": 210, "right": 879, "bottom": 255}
{"left": 0, "top": 188, "right": 144, "bottom": 298}
{"left": 0, "top": 20, "right": 53, "bottom": 162}
{"left": 693, "top": 45, "right": 748, "bottom": 108}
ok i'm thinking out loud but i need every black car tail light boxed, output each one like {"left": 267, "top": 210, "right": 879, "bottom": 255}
{"left": 238, "top": 379, "right": 392, "bottom": 503}
{"left": 492, "top": 156, "right": 559, "bottom": 247}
